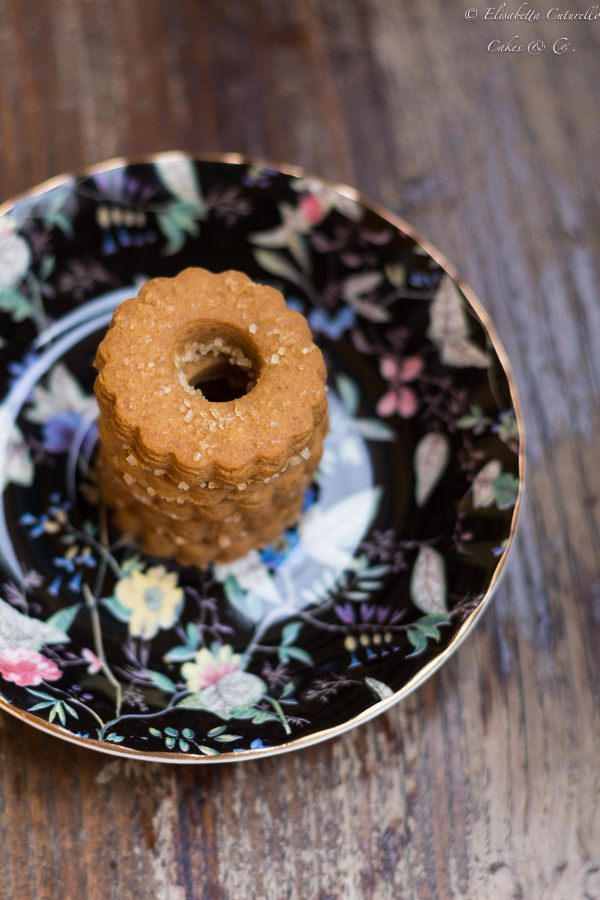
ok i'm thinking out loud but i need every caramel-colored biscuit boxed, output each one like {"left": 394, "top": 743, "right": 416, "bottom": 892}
{"left": 112, "top": 483, "right": 305, "bottom": 544}
{"left": 98, "top": 444, "right": 308, "bottom": 537}
{"left": 98, "top": 413, "right": 327, "bottom": 510}
{"left": 95, "top": 267, "right": 327, "bottom": 567}
{"left": 95, "top": 268, "right": 327, "bottom": 489}
{"left": 112, "top": 487, "right": 305, "bottom": 568}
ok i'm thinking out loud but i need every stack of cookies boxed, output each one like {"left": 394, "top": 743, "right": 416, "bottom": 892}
{"left": 94, "top": 268, "right": 328, "bottom": 568}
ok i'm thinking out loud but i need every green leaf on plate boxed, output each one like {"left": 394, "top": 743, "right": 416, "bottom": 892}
{"left": 335, "top": 373, "right": 361, "bottom": 417}
{"left": 282, "top": 646, "right": 313, "bottom": 666}
{"left": 163, "top": 644, "right": 198, "bottom": 663}
{"left": 406, "top": 629, "right": 428, "bottom": 656}
{"left": 354, "top": 418, "right": 396, "bottom": 441}
{"left": 281, "top": 621, "right": 302, "bottom": 646}
{"left": 28, "top": 701, "right": 53, "bottom": 712}
{"left": 197, "top": 745, "right": 220, "bottom": 757}
{"left": 207, "top": 725, "right": 227, "bottom": 737}
{"left": 145, "top": 670, "right": 177, "bottom": 693}
{"left": 0, "top": 288, "right": 33, "bottom": 322}
{"left": 492, "top": 472, "right": 520, "bottom": 509}
{"left": 101, "top": 595, "right": 132, "bottom": 623}
{"left": 46, "top": 603, "right": 81, "bottom": 634}
{"left": 364, "top": 676, "right": 393, "bottom": 701}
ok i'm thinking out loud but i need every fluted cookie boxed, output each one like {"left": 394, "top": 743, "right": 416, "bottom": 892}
{"left": 94, "top": 268, "right": 328, "bottom": 567}
{"left": 97, "top": 412, "right": 327, "bottom": 512}
{"left": 95, "top": 267, "right": 327, "bottom": 488}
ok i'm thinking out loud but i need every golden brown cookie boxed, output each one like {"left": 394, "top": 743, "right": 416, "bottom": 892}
{"left": 94, "top": 268, "right": 328, "bottom": 567}
{"left": 95, "top": 267, "right": 327, "bottom": 489}
{"left": 97, "top": 412, "right": 327, "bottom": 511}
{"left": 110, "top": 482, "right": 306, "bottom": 567}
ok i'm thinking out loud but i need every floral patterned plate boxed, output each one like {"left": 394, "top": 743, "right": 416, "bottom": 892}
{"left": 0, "top": 154, "right": 523, "bottom": 762}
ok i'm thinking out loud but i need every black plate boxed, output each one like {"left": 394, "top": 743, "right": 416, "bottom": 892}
{"left": 0, "top": 154, "right": 523, "bottom": 761}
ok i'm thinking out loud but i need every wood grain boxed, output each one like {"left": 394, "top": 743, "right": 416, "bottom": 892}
{"left": 0, "top": 0, "right": 599, "bottom": 896}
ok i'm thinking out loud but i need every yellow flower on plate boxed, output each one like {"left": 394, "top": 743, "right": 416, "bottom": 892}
{"left": 115, "top": 566, "right": 184, "bottom": 640}
{"left": 181, "top": 644, "right": 241, "bottom": 692}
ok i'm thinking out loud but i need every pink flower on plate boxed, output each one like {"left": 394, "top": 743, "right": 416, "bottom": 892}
{"left": 82, "top": 648, "right": 102, "bottom": 675}
{"left": 299, "top": 194, "right": 325, "bottom": 226}
{"left": 0, "top": 647, "right": 62, "bottom": 687}
{"left": 376, "top": 355, "right": 424, "bottom": 419}
{"left": 181, "top": 645, "right": 241, "bottom": 692}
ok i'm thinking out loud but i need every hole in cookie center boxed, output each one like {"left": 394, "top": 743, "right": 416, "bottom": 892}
{"left": 189, "top": 356, "right": 253, "bottom": 402}
{"left": 173, "top": 334, "right": 256, "bottom": 402}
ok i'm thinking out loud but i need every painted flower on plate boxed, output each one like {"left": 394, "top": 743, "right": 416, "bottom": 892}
{"left": 0, "top": 647, "right": 62, "bottom": 686}
{"left": 0, "top": 598, "right": 70, "bottom": 652}
{"left": 25, "top": 363, "right": 98, "bottom": 424}
{"left": 260, "top": 529, "right": 301, "bottom": 569}
{"left": 115, "top": 566, "right": 184, "bottom": 640}
{"left": 155, "top": 157, "right": 205, "bottom": 206}
{"left": 25, "top": 363, "right": 98, "bottom": 454}
{"left": 181, "top": 644, "right": 241, "bottom": 692}
{"left": 308, "top": 305, "right": 356, "bottom": 340}
{"left": 180, "top": 645, "right": 267, "bottom": 720}
{"left": 242, "top": 165, "right": 278, "bottom": 188}
{"left": 376, "top": 355, "right": 424, "bottom": 418}
{"left": 298, "top": 193, "right": 325, "bottom": 225}
{"left": 42, "top": 411, "right": 85, "bottom": 454}
{"left": 82, "top": 647, "right": 102, "bottom": 674}
{"left": 214, "top": 550, "right": 282, "bottom": 604}
{"left": 212, "top": 549, "right": 285, "bottom": 623}
{"left": 290, "top": 178, "right": 363, "bottom": 222}
{"left": 1, "top": 422, "right": 34, "bottom": 490}
{"left": 0, "top": 223, "right": 31, "bottom": 290}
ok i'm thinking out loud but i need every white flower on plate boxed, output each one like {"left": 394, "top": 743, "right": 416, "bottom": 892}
{"left": 155, "top": 157, "right": 205, "bottom": 207}
{"left": 0, "top": 598, "right": 70, "bottom": 652}
{"left": 194, "top": 668, "right": 266, "bottom": 720}
{"left": 24, "top": 363, "right": 98, "bottom": 425}
{"left": 1, "top": 423, "right": 34, "bottom": 491}
{"left": 215, "top": 485, "right": 382, "bottom": 626}
{"left": 178, "top": 644, "right": 267, "bottom": 719}
{"left": 214, "top": 550, "right": 282, "bottom": 606}
{"left": 299, "top": 487, "right": 382, "bottom": 571}
{"left": 0, "top": 222, "right": 31, "bottom": 290}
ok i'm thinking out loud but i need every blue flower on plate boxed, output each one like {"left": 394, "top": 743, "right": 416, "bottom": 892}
{"left": 25, "top": 362, "right": 98, "bottom": 455}
{"left": 408, "top": 269, "right": 440, "bottom": 290}
{"left": 242, "top": 166, "right": 278, "bottom": 188}
{"left": 308, "top": 306, "right": 356, "bottom": 340}
{"left": 260, "top": 529, "right": 301, "bottom": 569}
{"left": 42, "top": 411, "right": 84, "bottom": 454}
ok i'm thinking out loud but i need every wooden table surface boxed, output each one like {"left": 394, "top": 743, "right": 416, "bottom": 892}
{"left": 0, "top": 1, "right": 599, "bottom": 897}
